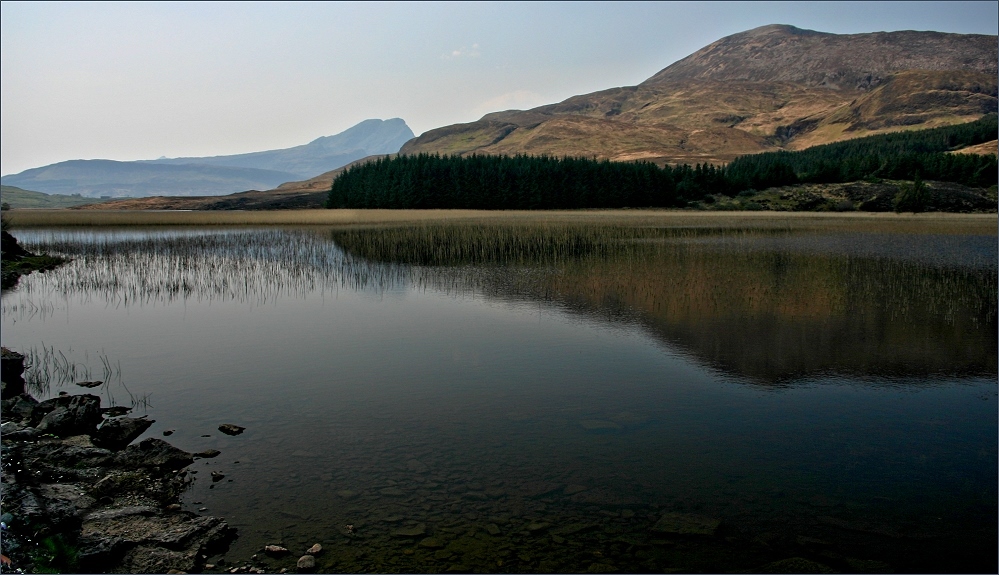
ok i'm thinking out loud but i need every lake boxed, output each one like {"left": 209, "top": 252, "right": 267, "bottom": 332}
{"left": 2, "top": 216, "right": 996, "bottom": 573}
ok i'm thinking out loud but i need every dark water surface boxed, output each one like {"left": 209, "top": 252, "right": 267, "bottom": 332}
{"left": 2, "top": 221, "right": 996, "bottom": 573}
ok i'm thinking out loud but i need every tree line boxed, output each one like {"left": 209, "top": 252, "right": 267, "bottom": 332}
{"left": 327, "top": 114, "right": 997, "bottom": 210}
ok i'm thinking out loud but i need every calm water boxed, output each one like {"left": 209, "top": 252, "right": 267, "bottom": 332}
{"left": 2, "top": 221, "right": 996, "bottom": 573}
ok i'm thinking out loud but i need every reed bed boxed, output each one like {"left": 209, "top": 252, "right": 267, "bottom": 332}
{"left": 6, "top": 208, "right": 996, "bottom": 234}
{"left": 6, "top": 223, "right": 995, "bottom": 383}
{"left": 10, "top": 228, "right": 373, "bottom": 306}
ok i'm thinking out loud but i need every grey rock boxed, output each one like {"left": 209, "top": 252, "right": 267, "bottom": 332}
{"left": 2, "top": 421, "right": 39, "bottom": 441}
{"left": 194, "top": 449, "right": 221, "bottom": 458}
{"left": 85, "top": 505, "right": 157, "bottom": 522}
{"left": 115, "top": 438, "right": 194, "bottom": 471}
{"left": 102, "top": 406, "right": 131, "bottom": 417}
{"left": 39, "top": 483, "right": 97, "bottom": 512}
{"left": 297, "top": 554, "right": 316, "bottom": 571}
{"left": 75, "top": 380, "right": 104, "bottom": 388}
{"left": 92, "top": 416, "right": 155, "bottom": 450}
{"left": 35, "top": 394, "right": 103, "bottom": 437}
{"left": 218, "top": 423, "right": 245, "bottom": 436}
{"left": 2, "top": 393, "right": 38, "bottom": 423}
{"left": 1, "top": 348, "right": 26, "bottom": 398}
{"left": 1, "top": 420, "right": 23, "bottom": 434}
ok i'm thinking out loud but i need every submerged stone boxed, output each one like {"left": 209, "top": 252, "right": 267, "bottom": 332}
{"left": 296, "top": 554, "right": 316, "bottom": 572}
{"left": 758, "top": 557, "right": 835, "bottom": 573}
{"left": 650, "top": 513, "right": 720, "bottom": 536}
{"left": 391, "top": 524, "right": 427, "bottom": 537}
{"left": 419, "top": 537, "right": 444, "bottom": 548}
{"left": 526, "top": 522, "right": 551, "bottom": 533}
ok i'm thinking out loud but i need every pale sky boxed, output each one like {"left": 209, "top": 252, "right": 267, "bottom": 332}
{"left": 2, "top": 1, "right": 996, "bottom": 176}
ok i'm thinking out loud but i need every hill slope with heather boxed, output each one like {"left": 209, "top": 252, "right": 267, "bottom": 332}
{"left": 400, "top": 25, "right": 997, "bottom": 165}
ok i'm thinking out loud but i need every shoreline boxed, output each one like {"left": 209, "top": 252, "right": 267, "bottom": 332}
{"left": 1, "top": 348, "right": 236, "bottom": 573}
{"left": 4, "top": 208, "right": 997, "bottom": 229}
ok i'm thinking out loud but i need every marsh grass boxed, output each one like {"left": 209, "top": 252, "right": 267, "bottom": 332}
{"left": 5, "top": 208, "right": 996, "bottom": 234}
{"left": 11, "top": 228, "right": 374, "bottom": 305}
{"left": 19, "top": 344, "right": 149, "bottom": 409}
{"left": 328, "top": 221, "right": 996, "bottom": 381}
{"left": 7, "top": 220, "right": 995, "bottom": 382}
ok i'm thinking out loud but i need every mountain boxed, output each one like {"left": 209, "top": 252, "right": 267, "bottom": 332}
{"left": 73, "top": 155, "right": 391, "bottom": 210}
{"left": 1, "top": 119, "right": 414, "bottom": 198}
{"left": 400, "top": 25, "right": 997, "bottom": 165}
{"left": 0, "top": 160, "right": 300, "bottom": 198}
{"left": 145, "top": 118, "right": 413, "bottom": 179}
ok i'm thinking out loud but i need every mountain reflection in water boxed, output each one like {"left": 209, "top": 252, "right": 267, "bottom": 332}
{"left": 328, "top": 224, "right": 998, "bottom": 385}
{"left": 3, "top": 220, "right": 995, "bottom": 573}
{"left": 9, "top": 223, "right": 996, "bottom": 386}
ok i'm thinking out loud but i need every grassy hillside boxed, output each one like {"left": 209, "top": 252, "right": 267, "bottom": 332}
{"left": 401, "top": 26, "right": 998, "bottom": 165}
{"left": 1, "top": 185, "right": 115, "bottom": 208}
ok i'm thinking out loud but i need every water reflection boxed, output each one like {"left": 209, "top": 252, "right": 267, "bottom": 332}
{"left": 2, "top": 222, "right": 996, "bottom": 573}
{"left": 329, "top": 224, "right": 998, "bottom": 384}
{"left": 8, "top": 224, "right": 997, "bottom": 385}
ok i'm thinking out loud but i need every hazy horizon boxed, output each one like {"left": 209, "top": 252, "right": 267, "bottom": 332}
{"left": 2, "top": 1, "right": 997, "bottom": 176}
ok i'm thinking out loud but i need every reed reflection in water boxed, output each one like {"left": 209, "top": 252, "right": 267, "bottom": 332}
{"left": 1, "top": 221, "right": 996, "bottom": 573}
{"left": 327, "top": 223, "right": 997, "bottom": 383}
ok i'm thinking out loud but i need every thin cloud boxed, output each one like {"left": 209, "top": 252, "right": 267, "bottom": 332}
{"left": 441, "top": 43, "right": 481, "bottom": 60}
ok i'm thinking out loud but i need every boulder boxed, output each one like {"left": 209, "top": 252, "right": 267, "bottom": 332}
{"left": 391, "top": 524, "right": 427, "bottom": 538}
{"left": 0, "top": 347, "right": 26, "bottom": 399}
{"left": 297, "top": 554, "right": 316, "bottom": 572}
{"left": 1, "top": 393, "right": 39, "bottom": 423}
{"left": 1, "top": 420, "right": 39, "bottom": 441}
{"left": 92, "top": 417, "right": 155, "bottom": 451}
{"left": 115, "top": 438, "right": 194, "bottom": 471}
{"left": 35, "top": 395, "right": 103, "bottom": 437}
{"left": 218, "top": 423, "right": 245, "bottom": 436}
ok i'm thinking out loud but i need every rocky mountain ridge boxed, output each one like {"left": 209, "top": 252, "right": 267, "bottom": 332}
{"left": 1, "top": 119, "right": 413, "bottom": 198}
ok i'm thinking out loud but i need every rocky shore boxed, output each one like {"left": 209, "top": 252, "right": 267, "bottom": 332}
{"left": 1, "top": 348, "right": 235, "bottom": 573}
{"left": 0, "top": 227, "right": 66, "bottom": 291}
